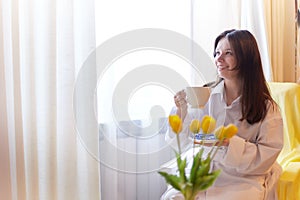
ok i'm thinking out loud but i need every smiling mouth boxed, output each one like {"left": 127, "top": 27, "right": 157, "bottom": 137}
{"left": 217, "top": 66, "right": 227, "bottom": 70}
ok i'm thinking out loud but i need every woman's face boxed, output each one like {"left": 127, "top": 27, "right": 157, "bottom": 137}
{"left": 214, "top": 38, "right": 239, "bottom": 81}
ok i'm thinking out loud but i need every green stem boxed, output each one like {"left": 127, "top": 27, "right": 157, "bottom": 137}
{"left": 207, "top": 140, "right": 218, "bottom": 156}
{"left": 210, "top": 139, "right": 224, "bottom": 160}
{"left": 176, "top": 134, "right": 181, "bottom": 155}
{"left": 184, "top": 191, "right": 198, "bottom": 200}
{"left": 193, "top": 135, "right": 195, "bottom": 157}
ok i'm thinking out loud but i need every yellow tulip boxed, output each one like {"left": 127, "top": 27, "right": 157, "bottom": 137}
{"left": 201, "top": 115, "right": 216, "bottom": 134}
{"left": 214, "top": 125, "right": 225, "bottom": 140}
{"left": 190, "top": 119, "right": 201, "bottom": 134}
{"left": 169, "top": 115, "right": 182, "bottom": 134}
{"left": 223, "top": 124, "right": 238, "bottom": 139}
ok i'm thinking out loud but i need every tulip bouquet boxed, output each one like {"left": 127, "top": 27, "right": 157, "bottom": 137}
{"left": 159, "top": 115, "right": 238, "bottom": 200}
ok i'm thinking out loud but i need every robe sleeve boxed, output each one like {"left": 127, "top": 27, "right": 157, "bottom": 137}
{"left": 220, "top": 105, "right": 284, "bottom": 175}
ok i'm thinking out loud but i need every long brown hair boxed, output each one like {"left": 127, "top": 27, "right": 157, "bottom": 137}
{"left": 213, "top": 29, "right": 275, "bottom": 124}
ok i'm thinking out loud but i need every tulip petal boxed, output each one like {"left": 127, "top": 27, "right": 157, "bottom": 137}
{"left": 190, "top": 119, "right": 201, "bottom": 134}
{"left": 224, "top": 124, "right": 238, "bottom": 139}
{"left": 214, "top": 126, "right": 225, "bottom": 140}
{"left": 201, "top": 116, "right": 216, "bottom": 134}
{"left": 169, "top": 115, "right": 183, "bottom": 134}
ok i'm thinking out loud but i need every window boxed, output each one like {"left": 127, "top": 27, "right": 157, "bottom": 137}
{"left": 95, "top": 0, "right": 192, "bottom": 123}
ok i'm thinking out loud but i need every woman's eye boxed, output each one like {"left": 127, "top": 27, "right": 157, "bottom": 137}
{"left": 226, "top": 51, "right": 233, "bottom": 55}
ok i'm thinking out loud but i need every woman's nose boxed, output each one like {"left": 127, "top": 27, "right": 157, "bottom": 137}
{"left": 215, "top": 53, "right": 223, "bottom": 61}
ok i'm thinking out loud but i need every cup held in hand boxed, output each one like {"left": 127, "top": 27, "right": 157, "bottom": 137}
{"left": 186, "top": 86, "right": 210, "bottom": 108}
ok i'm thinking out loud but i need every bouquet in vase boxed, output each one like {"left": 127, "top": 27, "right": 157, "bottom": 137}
{"left": 159, "top": 115, "right": 238, "bottom": 200}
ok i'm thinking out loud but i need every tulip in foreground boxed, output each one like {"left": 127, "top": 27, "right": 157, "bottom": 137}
{"left": 169, "top": 115, "right": 183, "bottom": 134}
{"left": 214, "top": 124, "right": 238, "bottom": 141}
{"left": 159, "top": 115, "right": 234, "bottom": 200}
{"left": 168, "top": 115, "right": 183, "bottom": 154}
{"left": 201, "top": 115, "right": 216, "bottom": 134}
{"left": 189, "top": 119, "right": 201, "bottom": 134}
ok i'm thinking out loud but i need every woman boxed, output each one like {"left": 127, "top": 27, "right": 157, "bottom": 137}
{"left": 162, "top": 30, "right": 283, "bottom": 200}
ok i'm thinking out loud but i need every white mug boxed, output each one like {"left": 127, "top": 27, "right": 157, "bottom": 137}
{"left": 186, "top": 86, "right": 210, "bottom": 108}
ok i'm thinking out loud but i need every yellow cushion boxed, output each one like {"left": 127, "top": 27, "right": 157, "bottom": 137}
{"left": 268, "top": 82, "right": 300, "bottom": 165}
{"left": 268, "top": 82, "right": 300, "bottom": 200}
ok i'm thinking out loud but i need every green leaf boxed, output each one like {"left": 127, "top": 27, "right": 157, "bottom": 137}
{"left": 159, "top": 147, "right": 222, "bottom": 198}
{"left": 174, "top": 152, "right": 188, "bottom": 183}
{"left": 189, "top": 149, "right": 203, "bottom": 184}
{"left": 158, "top": 171, "right": 183, "bottom": 192}
{"left": 203, "top": 155, "right": 211, "bottom": 165}
{"left": 182, "top": 185, "right": 195, "bottom": 200}
{"left": 178, "top": 157, "right": 187, "bottom": 183}
{"left": 194, "top": 170, "right": 221, "bottom": 191}
{"left": 175, "top": 152, "right": 182, "bottom": 169}
{"left": 195, "top": 161, "right": 210, "bottom": 178}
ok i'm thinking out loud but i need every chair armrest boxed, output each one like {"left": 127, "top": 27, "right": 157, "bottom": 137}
{"left": 278, "top": 162, "right": 300, "bottom": 200}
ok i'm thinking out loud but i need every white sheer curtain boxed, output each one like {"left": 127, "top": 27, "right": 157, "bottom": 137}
{"left": 0, "top": 0, "right": 100, "bottom": 199}
{"left": 95, "top": 1, "right": 196, "bottom": 199}
{"left": 192, "top": 0, "right": 273, "bottom": 81}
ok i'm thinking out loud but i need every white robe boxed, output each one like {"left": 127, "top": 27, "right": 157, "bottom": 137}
{"left": 162, "top": 81, "right": 283, "bottom": 200}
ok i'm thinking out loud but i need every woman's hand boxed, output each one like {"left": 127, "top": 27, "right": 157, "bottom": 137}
{"left": 218, "top": 139, "right": 230, "bottom": 146}
{"left": 174, "top": 90, "right": 188, "bottom": 119}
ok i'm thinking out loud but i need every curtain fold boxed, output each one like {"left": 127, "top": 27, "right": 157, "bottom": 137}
{"left": 263, "top": 0, "right": 296, "bottom": 82}
{"left": 241, "top": 0, "right": 273, "bottom": 81}
{"left": 0, "top": 0, "right": 100, "bottom": 199}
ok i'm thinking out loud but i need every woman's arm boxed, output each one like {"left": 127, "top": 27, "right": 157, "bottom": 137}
{"left": 220, "top": 105, "right": 283, "bottom": 175}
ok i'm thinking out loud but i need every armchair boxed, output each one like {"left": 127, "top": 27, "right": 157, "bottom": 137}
{"left": 268, "top": 82, "right": 300, "bottom": 200}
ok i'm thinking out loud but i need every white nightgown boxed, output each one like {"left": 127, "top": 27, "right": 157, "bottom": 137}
{"left": 162, "top": 81, "right": 283, "bottom": 200}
